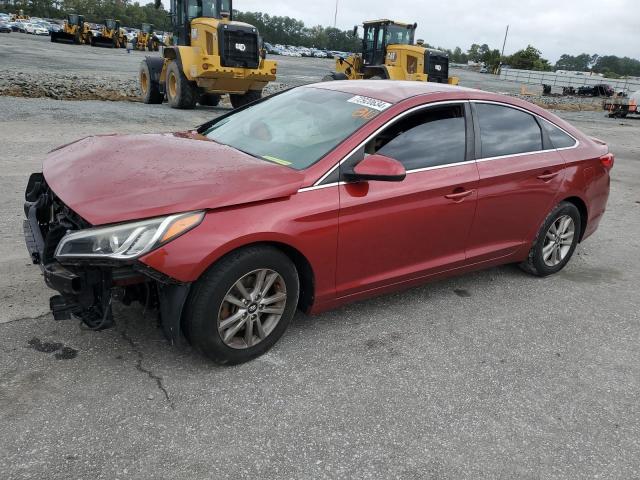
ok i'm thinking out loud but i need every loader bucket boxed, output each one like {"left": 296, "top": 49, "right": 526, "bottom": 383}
{"left": 91, "top": 35, "right": 117, "bottom": 48}
{"left": 51, "top": 31, "right": 79, "bottom": 44}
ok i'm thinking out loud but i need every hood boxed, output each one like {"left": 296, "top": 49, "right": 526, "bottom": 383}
{"left": 43, "top": 133, "right": 304, "bottom": 225}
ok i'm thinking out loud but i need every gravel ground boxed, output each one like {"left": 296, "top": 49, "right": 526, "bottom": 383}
{"left": 1, "top": 31, "right": 640, "bottom": 480}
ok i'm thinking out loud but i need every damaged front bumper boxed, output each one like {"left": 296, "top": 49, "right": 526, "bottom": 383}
{"left": 22, "top": 172, "right": 190, "bottom": 345}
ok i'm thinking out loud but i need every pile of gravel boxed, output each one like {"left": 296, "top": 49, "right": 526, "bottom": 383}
{"left": 0, "top": 70, "right": 292, "bottom": 103}
{"left": 0, "top": 71, "right": 140, "bottom": 101}
{"left": 512, "top": 93, "right": 603, "bottom": 111}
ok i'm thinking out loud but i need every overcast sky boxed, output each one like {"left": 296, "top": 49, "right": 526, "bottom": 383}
{"left": 198, "top": 0, "right": 638, "bottom": 62}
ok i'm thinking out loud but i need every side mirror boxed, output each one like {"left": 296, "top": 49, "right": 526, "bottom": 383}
{"left": 344, "top": 154, "right": 406, "bottom": 182}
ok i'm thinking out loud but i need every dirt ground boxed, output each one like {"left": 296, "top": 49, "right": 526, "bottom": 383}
{"left": 1, "top": 31, "right": 640, "bottom": 480}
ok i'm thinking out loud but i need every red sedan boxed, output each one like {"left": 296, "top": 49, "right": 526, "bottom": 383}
{"left": 23, "top": 81, "right": 613, "bottom": 364}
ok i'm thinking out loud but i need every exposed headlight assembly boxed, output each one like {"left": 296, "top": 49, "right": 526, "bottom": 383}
{"left": 55, "top": 211, "right": 204, "bottom": 260}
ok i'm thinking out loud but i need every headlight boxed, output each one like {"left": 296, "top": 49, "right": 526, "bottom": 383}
{"left": 55, "top": 211, "right": 204, "bottom": 260}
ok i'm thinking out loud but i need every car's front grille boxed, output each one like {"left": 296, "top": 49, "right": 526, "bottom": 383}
{"left": 220, "top": 27, "right": 259, "bottom": 69}
{"left": 24, "top": 174, "right": 89, "bottom": 265}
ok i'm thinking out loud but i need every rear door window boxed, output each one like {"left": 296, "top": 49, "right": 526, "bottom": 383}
{"left": 475, "top": 103, "right": 543, "bottom": 158}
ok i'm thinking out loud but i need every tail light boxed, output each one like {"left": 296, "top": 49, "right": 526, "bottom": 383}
{"left": 600, "top": 153, "right": 614, "bottom": 170}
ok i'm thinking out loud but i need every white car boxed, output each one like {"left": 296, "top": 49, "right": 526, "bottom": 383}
{"left": 25, "top": 23, "right": 48, "bottom": 35}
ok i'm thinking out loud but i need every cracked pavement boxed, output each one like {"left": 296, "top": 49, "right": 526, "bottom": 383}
{"left": 1, "top": 85, "right": 640, "bottom": 476}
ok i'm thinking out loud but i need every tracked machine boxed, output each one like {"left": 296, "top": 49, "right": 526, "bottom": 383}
{"left": 139, "top": 0, "right": 277, "bottom": 109}
{"left": 324, "top": 19, "right": 458, "bottom": 85}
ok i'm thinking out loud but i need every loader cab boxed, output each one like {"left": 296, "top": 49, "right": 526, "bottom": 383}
{"left": 104, "top": 19, "right": 119, "bottom": 32}
{"left": 68, "top": 14, "right": 83, "bottom": 27}
{"left": 171, "top": 0, "right": 232, "bottom": 45}
{"left": 361, "top": 20, "right": 415, "bottom": 66}
{"left": 142, "top": 23, "right": 153, "bottom": 34}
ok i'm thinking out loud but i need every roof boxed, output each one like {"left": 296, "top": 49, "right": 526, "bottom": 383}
{"left": 362, "top": 19, "right": 414, "bottom": 27}
{"left": 310, "top": 80, "right": 479, "bottom": 104}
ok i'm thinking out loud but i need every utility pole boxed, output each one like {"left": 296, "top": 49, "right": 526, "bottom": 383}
{"left": 333, "top": 0, "right": 339, "bottom": 28}
{"left": 498, "top": 24, "right": 509, "bottom": 74}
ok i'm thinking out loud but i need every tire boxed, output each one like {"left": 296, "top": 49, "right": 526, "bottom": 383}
{"left": 184, "top": 246, "right": 300, "bottom": 365}
{"left": 199, "top": 93, "right": 221, "bottom": 106}
{"left": 369, "top": 75, "right": 383, "bottom": 80}
{"left": 229, "top": 89, "right": 262, "bottom": 109}
{"left": 520, "top": 201, "right": 581, "bottom": 277}
{"left": 166, "top": 60, "right": 197, "bottom": 109}
{"left": 139, "top": 59, "right": 163, "bottom": 104}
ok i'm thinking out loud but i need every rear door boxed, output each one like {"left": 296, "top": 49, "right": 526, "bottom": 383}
{"left": 335, "top": 102, "right": 479, "bottom": 297}
{"left": 466, "top": 101, "right": 566, "bottom": 262}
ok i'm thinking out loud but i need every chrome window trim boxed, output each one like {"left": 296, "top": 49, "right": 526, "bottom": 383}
{"left": 297, "top": 98, "right": 580, "bottom": 193}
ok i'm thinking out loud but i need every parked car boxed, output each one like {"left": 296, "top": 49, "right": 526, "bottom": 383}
{"left": 25, "top": 22, "right": 49, "bottom": 35}
{"left": 0, "top": 21, "right": 11, "bottom": 33}
{"left": 13, "top": 20, "right": 28, "bottom": 32}
{"left": 23, "top": 81, "right": 613, "bottom": 365}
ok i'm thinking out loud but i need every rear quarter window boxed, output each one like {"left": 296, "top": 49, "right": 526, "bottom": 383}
{"left": 542, "top": 120, "right": 577, "bottom": 149}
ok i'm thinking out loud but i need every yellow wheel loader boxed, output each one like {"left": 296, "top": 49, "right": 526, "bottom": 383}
{"left": 135, "top": 23, "right": 160, "bottom": 52}
{"left": 91, "top": 19, "right": 127, "bottom": 48}
{"left": 324, "top": 19, "right": 459, "bottom": 85}
{"left": 51, "top": 14, "right": 92, "bottom": 45}
{"left": 139, "top": 0, "right": 277, "bottom": 109}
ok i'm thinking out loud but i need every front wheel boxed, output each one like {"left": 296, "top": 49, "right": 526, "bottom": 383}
{"left": 184, "top": 246, "right": 299, "bottom": 365}
{"left": 229, "top": 89, "right": 262, "bottom": 109}
{"left": 520, "top": 201, "right": 581, "bottom": 277}
{"left": 165, "top": 60, "right": 197, "bottom": 109}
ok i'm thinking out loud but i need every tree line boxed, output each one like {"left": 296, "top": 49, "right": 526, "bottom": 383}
{"left": 448, "top": 43, "right": 640, "bottom": 77}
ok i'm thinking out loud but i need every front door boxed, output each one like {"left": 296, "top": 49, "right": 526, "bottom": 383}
{"left": 336, "top": 102, "right": 479, "bottom": 297}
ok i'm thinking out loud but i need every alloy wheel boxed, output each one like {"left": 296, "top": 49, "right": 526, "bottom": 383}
{"left": 542, "top": 215, "right": 575, "bottom": 266}
{"left": 217, "top": 269, "right": 287, "bottom": 349}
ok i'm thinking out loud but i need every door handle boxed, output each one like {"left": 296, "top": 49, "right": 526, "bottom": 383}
{"left": 537, "top": 171, "right": 559, "bottom": 181}
{"left": 444, "top": 189, "right": 475, "bottom": 201}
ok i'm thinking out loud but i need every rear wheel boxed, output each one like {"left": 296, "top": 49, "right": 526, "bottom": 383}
{"left": 166, "top": 60, "right": 197, "bottom": 109}
{"left": 229, "top": 89, "right": 262, "bottom": 109}
{"left": 139, "top": 59, "right": 163, "bottom": 104}
{"left": 520, "top": 201, "right": 581, "bottom": 277}
{"left": 184, "top": 246, "right": 299, "bottom": 365}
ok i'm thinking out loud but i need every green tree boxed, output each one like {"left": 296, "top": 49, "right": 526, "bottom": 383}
{"left": 507, "top": 45, "right": 552, "bottom": 71}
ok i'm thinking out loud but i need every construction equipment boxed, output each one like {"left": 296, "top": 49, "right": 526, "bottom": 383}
{"left": 135, "top": 23, "right": 160, "bottom": 51}
{"left": 50, "top": 14, "right": 92, "bottom": 45}
{"left": 139, "top": 0, "right": 277, "bottom": 109}
{"left": 323, "top": 19, "right": 458, "bottom": 85}
{"left": 91, "top": 19, "right": 127, "bottom": 48}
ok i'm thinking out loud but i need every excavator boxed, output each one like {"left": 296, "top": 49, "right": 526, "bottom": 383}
{"left": 323, "top": 19, "right": 458, "bottom": 85}
{"left": 91, "top": 19, "right": 127, "bottom": 48}
{"left": 50, "top": 13, "right": 92, "bottom": 45}
{"left": 139, "top": 0, "right": 277, "bottom": 109}
{"left": 134, "top": 23, "right": 160, "bottom": 51}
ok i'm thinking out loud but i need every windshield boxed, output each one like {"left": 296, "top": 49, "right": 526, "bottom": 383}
{"left": 386, "top": 25, "right": 414, "bottom": 45}
{"left": 204, "top": 87, "right": 390, "bottom": 170}
{"left": 187, "top": 0, "right": 231, "bottom": 19}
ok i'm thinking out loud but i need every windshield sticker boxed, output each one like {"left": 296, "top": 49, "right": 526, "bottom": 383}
{"left": 347, "top": 95, "right": 392, "bottom": 111}
{"left": 262, "top": 155, "right": 292, "bottom": 166}
{"left": 352, "top": 107, "right": 378, "bottom": 120}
